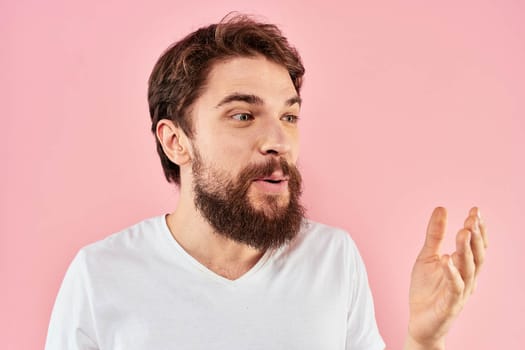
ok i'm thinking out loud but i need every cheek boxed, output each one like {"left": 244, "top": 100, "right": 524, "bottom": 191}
{"left": 199, "top": 134, "right": 254, "bottom": 171}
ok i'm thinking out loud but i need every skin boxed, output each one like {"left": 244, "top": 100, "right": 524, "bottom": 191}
{"left": 405, "top": 206, "right": 488, "bottom": 349}
{"left": 156, "top": 55, "right": 488, "bottom": 349}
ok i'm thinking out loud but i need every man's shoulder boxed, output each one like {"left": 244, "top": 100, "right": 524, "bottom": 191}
{"left": 78, "top": 215, "right": 168, "bottom": 261}
{"left": 286, "top": 219, "right": 358, "bottom": 257}
{"left": 301, "top": 219, "right": 355, "bottom": 244}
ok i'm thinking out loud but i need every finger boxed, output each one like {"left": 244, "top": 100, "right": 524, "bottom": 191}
{"left": 464, "top": 215, "right": 486, "bottom": 278}
{"left": 470, "top": 207, "right": 488, "bottom": 248}
{"left": 479, "top": 215, "right": 489, "bottom": 249}
{"left": 439, "top": 255, "right": 464, "bottom": 315}
{"left": 453, "top": 228, "right": 476, "bottom": 296}
{"left": 418, "top": 207, "right": 447, "bottom": 259}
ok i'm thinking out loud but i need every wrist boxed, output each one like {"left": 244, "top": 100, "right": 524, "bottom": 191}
{"left": 403, "top": 335, "right": 445, "bottom": 350}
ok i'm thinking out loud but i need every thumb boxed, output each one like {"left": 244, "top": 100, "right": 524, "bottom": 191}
{"left": 418, "top": 207, "right": 448, "bottom": 259}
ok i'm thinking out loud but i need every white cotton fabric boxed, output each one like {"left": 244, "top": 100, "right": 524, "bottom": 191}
{"left": 45, "top": 215, "right": 385, "bottom": 350}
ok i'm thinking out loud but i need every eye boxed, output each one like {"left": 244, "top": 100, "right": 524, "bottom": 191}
{"left": 231, "top": 113, "right": 253, "bottom": 121}
{"left": 281, "top": 115, "right": 300, "bottom": 124}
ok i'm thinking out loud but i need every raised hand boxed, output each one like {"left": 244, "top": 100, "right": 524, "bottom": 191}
{"left": 404, "top": 207, "right": 488, "bottom": 350}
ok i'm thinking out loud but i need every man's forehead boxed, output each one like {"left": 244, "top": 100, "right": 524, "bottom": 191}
{"left": 202, "top": 56, "right": 298, "bottom": 103}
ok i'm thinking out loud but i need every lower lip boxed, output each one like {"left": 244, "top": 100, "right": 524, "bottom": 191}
{"left": 252, "top": 180, "right": 289, "bottom": 193}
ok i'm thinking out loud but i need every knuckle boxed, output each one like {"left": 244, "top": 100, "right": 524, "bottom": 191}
{"left": 476, "top": 255, "right": 485, "bottom": 267}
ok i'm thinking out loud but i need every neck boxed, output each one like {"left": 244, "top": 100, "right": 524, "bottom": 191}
{"left": 165, "top": 189, "right": 265, "bottom": 280}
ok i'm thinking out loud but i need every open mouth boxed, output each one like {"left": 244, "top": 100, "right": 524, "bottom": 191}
{"left": 263, "top": 179, "right": 283, "bottom": 184}
{"left": 252, "top": 176, "right": 289, "bottom": 193}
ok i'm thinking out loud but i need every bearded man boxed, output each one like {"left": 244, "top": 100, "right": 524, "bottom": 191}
{"left": 46, "top": 14, "right": 488, "bottom": 350}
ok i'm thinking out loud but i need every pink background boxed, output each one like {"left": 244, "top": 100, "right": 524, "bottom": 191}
{"left": 2, "top": 0, "right": 524, "bottom": 348}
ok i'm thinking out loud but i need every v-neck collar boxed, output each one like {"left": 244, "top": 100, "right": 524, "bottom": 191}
{"left": 158, "top": 214, "right": 275, "bottom": 286}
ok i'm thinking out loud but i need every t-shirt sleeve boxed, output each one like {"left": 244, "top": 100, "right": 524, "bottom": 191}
{"left": 345, "top": 237, "right": 386, "bottom": 350}
{"left": 45, "top": 250, "right": 99, "bottom": 350}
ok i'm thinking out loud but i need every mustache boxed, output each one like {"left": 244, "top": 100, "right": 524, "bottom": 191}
{"left": 235, "top": 157, "right": 300, "bottom": 196}
{"left": 239, "top": 157, "right": 292, "bottom": 180}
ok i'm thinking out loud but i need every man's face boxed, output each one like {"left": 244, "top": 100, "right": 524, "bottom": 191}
{"left": 187, "top": 55, "right": 304, "bottom": 249}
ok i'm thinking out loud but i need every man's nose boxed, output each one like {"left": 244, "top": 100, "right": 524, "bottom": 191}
{"left": 258, "top": 119, "right": 292, "bottom": 156}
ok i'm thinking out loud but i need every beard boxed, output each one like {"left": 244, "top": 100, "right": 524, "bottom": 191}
{"left": 192, "top": 149, "right": 306, "bottom": 251}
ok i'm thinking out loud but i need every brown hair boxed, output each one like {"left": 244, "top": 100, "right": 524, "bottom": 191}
{"left": 148, "top": 14, "right": 305, "bottom": 185}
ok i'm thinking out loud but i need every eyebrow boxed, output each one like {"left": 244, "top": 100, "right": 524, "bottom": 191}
{"left": 214, "top": 93, "right": 302, "bottom": 108}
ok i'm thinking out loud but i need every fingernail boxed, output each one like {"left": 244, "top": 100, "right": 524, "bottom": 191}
{"left": 477, "top": 208, "right": 481, "bottom": 218}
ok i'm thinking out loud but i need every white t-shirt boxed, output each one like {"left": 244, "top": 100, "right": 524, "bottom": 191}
{"left": 45, "top": 215, "right": 385, "bottom": 350}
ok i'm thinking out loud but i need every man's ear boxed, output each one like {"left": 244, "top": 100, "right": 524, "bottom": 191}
{"left": 156, "top": 119, "right": 192, "bottom": 166}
